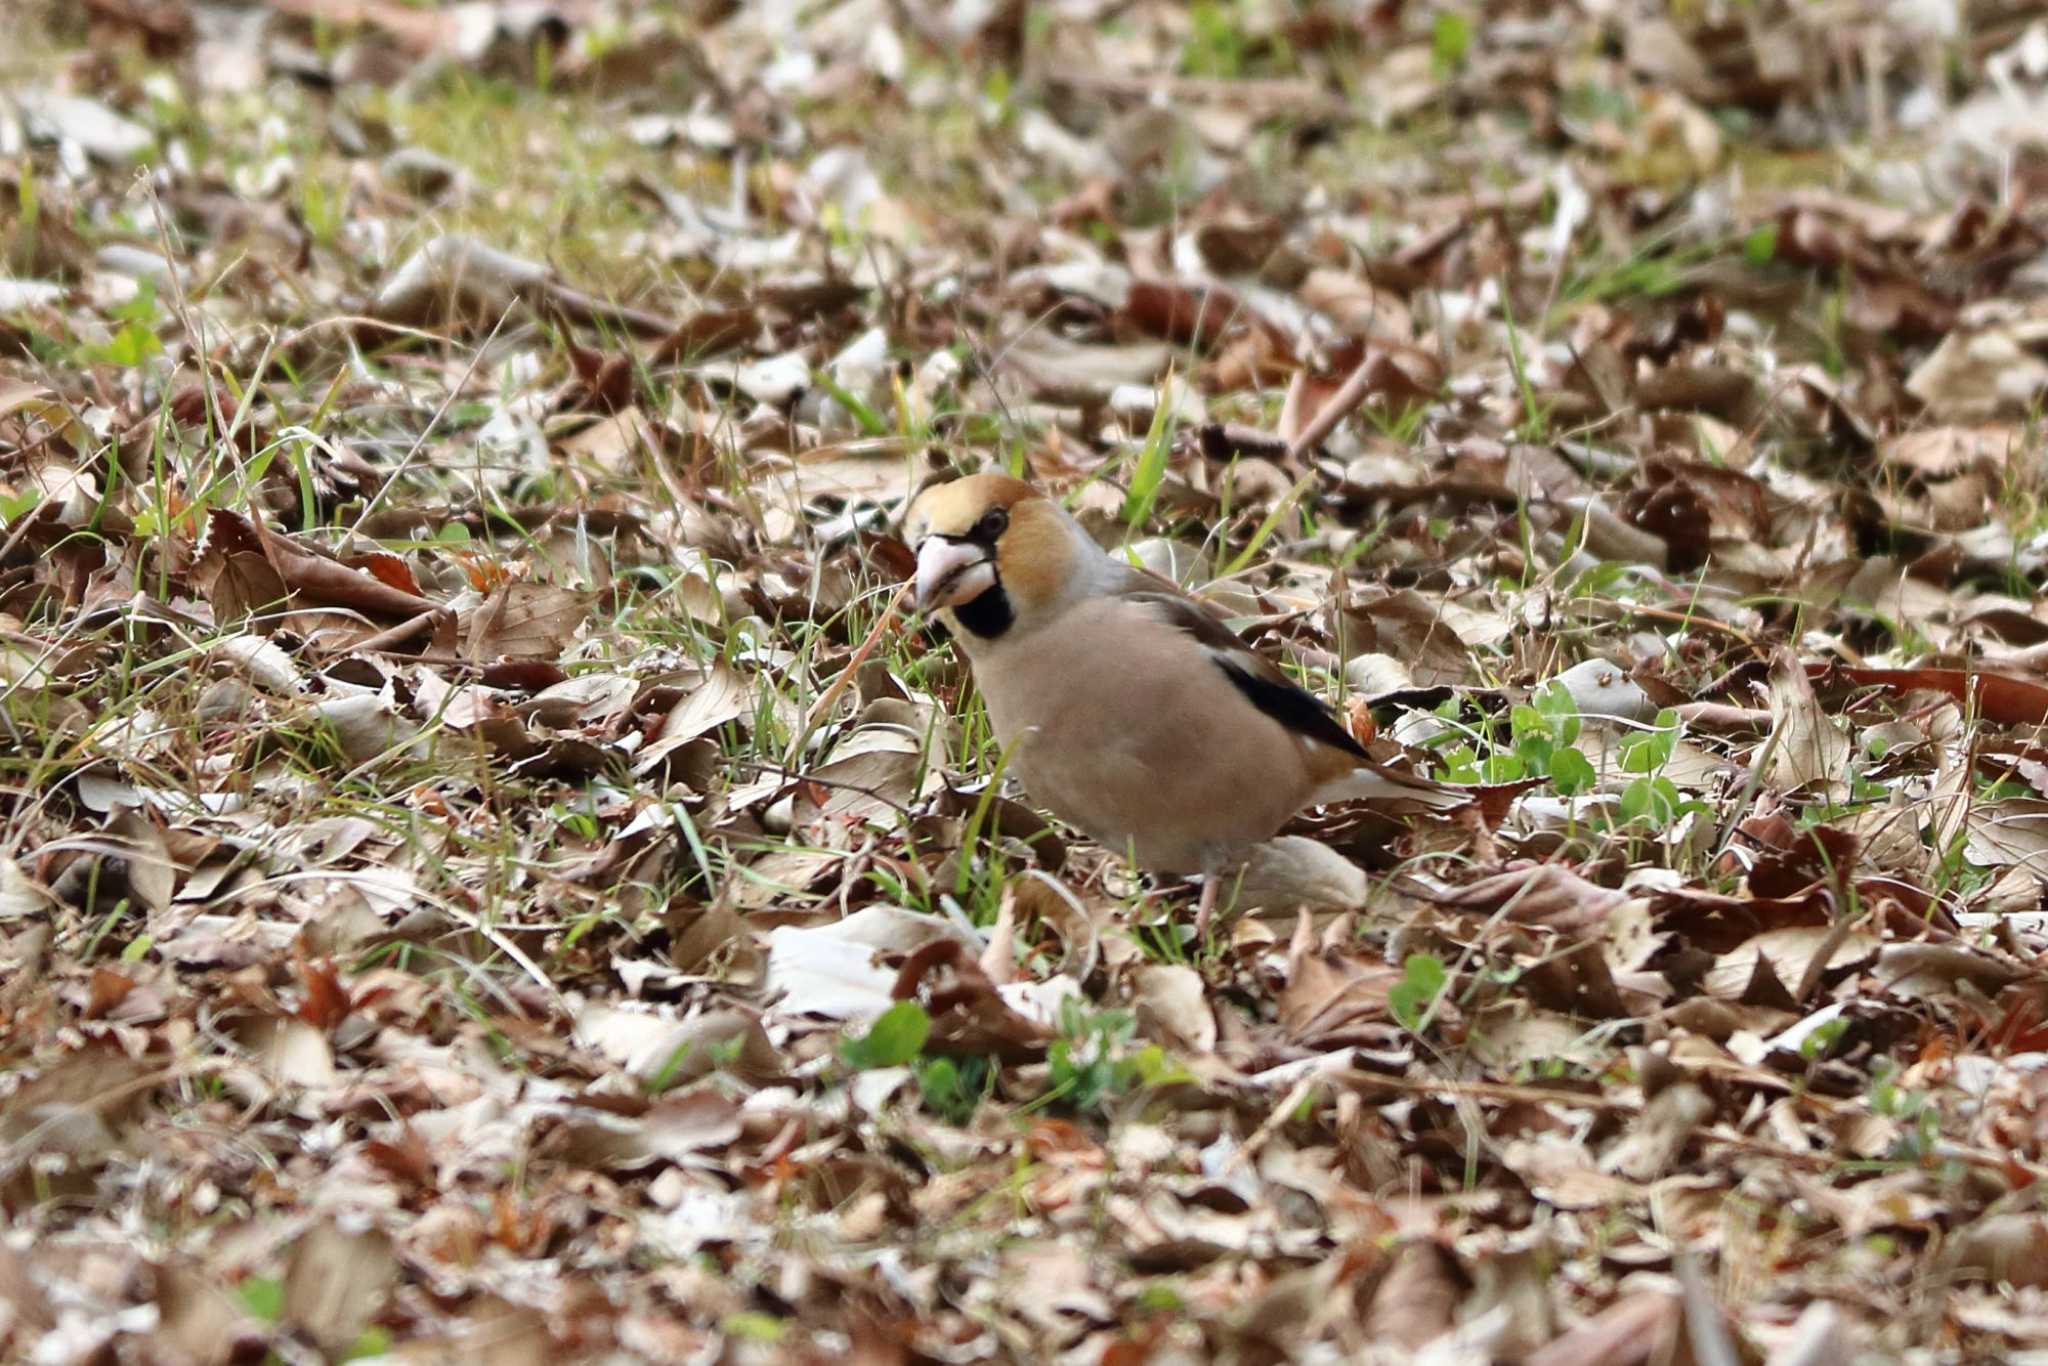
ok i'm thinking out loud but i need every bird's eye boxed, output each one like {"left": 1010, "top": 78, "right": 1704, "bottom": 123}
{"left": 972, "top": 508, "right": 1009, "bottom": 541}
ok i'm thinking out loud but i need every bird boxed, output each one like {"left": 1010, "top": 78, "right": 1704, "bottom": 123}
{"left": 902, "top": 471, "right": 1465, "bottom": 938}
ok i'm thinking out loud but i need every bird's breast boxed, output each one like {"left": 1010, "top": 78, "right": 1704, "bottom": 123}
{"left": 964, "top": 619, "right": 1318, "bottom": 874}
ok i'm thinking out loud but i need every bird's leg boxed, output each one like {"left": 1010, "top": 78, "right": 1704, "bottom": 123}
{"left": 1193, "top": 872, "right": 1222, "bottom": 944}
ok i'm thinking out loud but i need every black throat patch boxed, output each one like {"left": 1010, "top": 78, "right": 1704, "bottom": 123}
{"left": 951, "top": 582, "right": 1014, "bottom": 639}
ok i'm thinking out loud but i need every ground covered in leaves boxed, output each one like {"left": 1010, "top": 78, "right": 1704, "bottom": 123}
{"left": 7, "top": 0, "right": 2048, "bottom": 1361}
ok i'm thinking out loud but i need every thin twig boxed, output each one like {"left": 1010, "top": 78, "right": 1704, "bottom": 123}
{"left": 347, "top": 311, "right": 510, "bottom": 537}
{"left": 1227, "top": 1070, "right": 1323, "bottom": 1174}
{"left": 343, "top": 609, "right": 450, "bottom": 655}
{"left": 1285, "top": 350, "right": 1381, "bottom": 463}
{"left": 783, "top": 583, "right": 911, "bottom": 769}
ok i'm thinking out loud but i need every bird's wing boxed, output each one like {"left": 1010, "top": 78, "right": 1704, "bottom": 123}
{"left": 1118, "top": 590, "right": 1371, "bottom": 763}
{"left": 1119, "top": 586, "right": 1468, "bottom": 810}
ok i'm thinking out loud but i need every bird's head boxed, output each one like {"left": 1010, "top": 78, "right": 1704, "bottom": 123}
{"left": 903, "top": 473, "right": 1096, "bottom": 641}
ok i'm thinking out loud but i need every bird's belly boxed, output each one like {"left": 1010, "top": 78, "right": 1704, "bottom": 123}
{"left": 1020, "top": 756, "right": 1280, "bottom": 873}
{"left": 983, "top": 662, "right": 1308, "bottom": 874}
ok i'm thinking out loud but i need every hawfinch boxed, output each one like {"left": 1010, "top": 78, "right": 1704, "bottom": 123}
{"left": 904, "top": 473, "right": 1462, "bottom": 936}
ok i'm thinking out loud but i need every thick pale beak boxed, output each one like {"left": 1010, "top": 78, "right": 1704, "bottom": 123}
{"left": 914, "top": 537, "right": 996, "bottom": 613}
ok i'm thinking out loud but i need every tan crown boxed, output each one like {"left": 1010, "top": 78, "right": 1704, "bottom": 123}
{"left": 904, "top": 473, "right": 1039, "bottom": 540}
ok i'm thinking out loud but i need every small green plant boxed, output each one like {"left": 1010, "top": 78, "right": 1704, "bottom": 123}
{"left": 84, "top": 283, "right": 164, "bottom": 369}
{"left": 1867, "top": 1058, "right": 1942, "bottom": 1164}
{"left": 1121, "top": 376, "right": 1178, "bottom": 527}
{"left": 813, "top": 370, "right": 889, "bottom": 437}
{"left": 643, "top": 1033, "right": 746, "bottom": 1095}
{"left": 1929, "top": 828, "right": 1993, "bottom": 903}
{"left": 0, "top": 487, "right": 40, "bottom": 526}
{"left": 840, "top": 999, "right": 931, "bottom": 1069}
{"left": 1361, "top": 397, "right": 1430, "bottom": 446}
{"left": 1556, "top": 232, "right": 1718, "bottom": 312}
{"left": 1388, "top": 952, "right": 1448, "bottom": 1033}
{"left": 1805, "top": 735, "right": 1891, "bottom": 822}
{"left": 13, "top": 156, "right": 37, "bottom": 244}
{"left": 1038, "top": 1001, "right": 1188, "bottom": 1113}
{"left": 299, "top": 173, "right": 342, "bottom": 247}
{"left": 1432, "top": 12, "right": 1472, "bottom": 75}
{"left": 1814, "top": 275, "right": 1849, "bottom": 378}
{"left": 1499, "top": 294, "right": 1554, "bottom": 441}
{"left": 1617, "top": 708, "right": 1680, "bottom": 773}
{"left": 1564, "top": 559, "right": 1647, "bottom": 602}
{"left": 236, "top": 1277, "right": 284, "bottom": 1320}
{"left": 1798, "top": 1015, "right": 1850, "bottom": 1062}
{"left": 1975, "top": 775, "right": 2029, "bottom": 804}
{"left": 1220, "top": 472, "right": 1315, "bottom": 577}
{"left": 1614, "top": 773, "right": 1684, "bottom": 828}
{"left": 1183, "top": 1, "right": 1251, "bottom": 77}
{"left": 840, "top": 1001, "right": 998, "bottom": 1123}
{"left": 1612, "top": 709, "right": 1711, "bottom": 834}
{"left": 1431, "top": 682, "right": 1595, "bottom": 794}
{"left": 915, "top": 1053, "right": 995, "bottom": 1125}
{"left": 721, "top": 1312, "right": 786, "bottom": 1343}
{"left": 1129, "top": 905, "right": 1191, "bottom": 965}
{"left": 345, "top": 1330, "right": 391, "bottom": 1361}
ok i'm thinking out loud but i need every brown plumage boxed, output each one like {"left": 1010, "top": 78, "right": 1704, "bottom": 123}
{"left": 904, "top": 473, "right": 1463, "bottom": 935}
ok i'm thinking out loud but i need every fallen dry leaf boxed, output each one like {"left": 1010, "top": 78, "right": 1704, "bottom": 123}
{"left": 5, "top": 3, "right": 2048, "bottom": 1359}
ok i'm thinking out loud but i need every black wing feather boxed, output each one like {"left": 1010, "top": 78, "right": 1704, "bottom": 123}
{"left": 1214, "top": 657, "right": 1371, "bottom": 760}
{"left": 1123, "top": 590, "right": 1370, "bottom": 760}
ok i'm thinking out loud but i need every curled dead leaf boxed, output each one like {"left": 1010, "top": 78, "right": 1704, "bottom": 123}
{"left": 892, "top": 938, "right": 1053, "bottom": 1062}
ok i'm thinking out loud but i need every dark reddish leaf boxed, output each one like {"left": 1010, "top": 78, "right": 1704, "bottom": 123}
{"left": 891, "top": 939, "right": 1050, "bottom": 1062}
{"left": 1121, "top": 278, "right": 1249, "bottom": 351}
{"left": 479, "top": 659, "right": 569, "bottom": 692}
{"left": 295, "top": 957, "right": 351, "bottom": 1030}
{"left": 859, "top": 530, "right": 917, "bottom": 580}
{"left": 650, "top": 307, "right": 759, "bottom": 365}
{"left": 83, "top": 968, "right": 135, "bottom": 1021}
{"left": 344, "top": 550, "right": 425, "bottom": 599}
{"left": 1817, "top": 664, "right": 2048, "bottom": 727}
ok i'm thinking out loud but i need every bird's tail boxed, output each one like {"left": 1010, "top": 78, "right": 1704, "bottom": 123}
{"left": 1313, "top": 761, "right": 1470, "bottom": 811}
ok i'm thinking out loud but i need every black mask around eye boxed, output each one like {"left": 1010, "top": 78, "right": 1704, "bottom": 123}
{"left": 968, "top": 507, "right": 1009, "bottom": 545}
